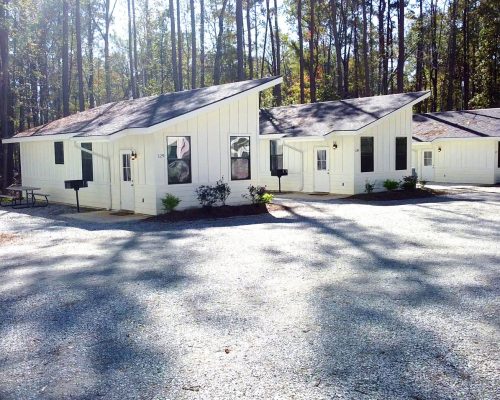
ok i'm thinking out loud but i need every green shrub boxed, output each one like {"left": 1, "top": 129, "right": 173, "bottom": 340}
{"left": 383, "top": 179, "right": 400, "bottom": 191}
{"left": 243, "top": 185, "right": 269, "bottom": 204}
{"left": 260, "top": 192, "right": 274, "bottom": 204}
{"left": 365, "top": 180, "right": 375, "bottom": 193}
{"left": 195, "top": 185, "right": 219, "bottom": 208}
{"left": 401, "top": 175, "right": 418, "bottom": 191}
{"left": 215, "top": 178, "right": 231, "bottom": 205}
{"left": 162, "top": 193, "right": 181, "bottom": 212}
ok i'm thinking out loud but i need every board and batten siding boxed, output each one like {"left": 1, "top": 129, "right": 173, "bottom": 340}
{"left": 152, "top": 92, "right": 260, "bottom": 211}
{"left": 20, "top": 140, "right": 112, "bottom": 209}
{"left": 259, "top": 105, "right": 414, "bottom": 195}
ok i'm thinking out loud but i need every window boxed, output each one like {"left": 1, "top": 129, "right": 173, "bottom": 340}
{"left": 54, "top": 142, "right": 64, "bottom": 164}
{"left": 81, "top": 143, "right": 93, "bottom": 182}
{"left": 230, "top": 136, "right": 251, "bottom": 180}
{"left": 395, "top": 137, "right": 407, "bottom": 170}
{"left": 360, "top": 137, "right": 374, "bottom": 172}
{"left": 167, "top": 136, "right": 191, "bottom": 184}
{"left": 122, "top": 153, "right": 132, "bottom": 181}
{"left": 316, "top": 149, "right": 327, "bottom": 170}
{"left": 270, "top": 140, "right": 283, "bottom": 171}
{"left": 424, "top": 151, "right": 433, "bottom": 166}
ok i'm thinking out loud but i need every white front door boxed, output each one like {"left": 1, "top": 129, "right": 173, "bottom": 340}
{"left": 120, "top": 150, "right": 135, "bottom": 211}
{"left": 314, "top": 147, "right": 330, "bottom": 192}
{"left": 421, "top": 150, "right": 434, "bottom": 181}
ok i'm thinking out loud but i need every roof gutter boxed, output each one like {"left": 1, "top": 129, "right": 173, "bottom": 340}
{"left": 74, "top": 142, "right": 113, "bottom": 211}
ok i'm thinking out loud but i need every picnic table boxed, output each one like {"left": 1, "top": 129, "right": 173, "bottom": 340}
{"left": 0, "top": 185, "right": 49, "bottom": 208}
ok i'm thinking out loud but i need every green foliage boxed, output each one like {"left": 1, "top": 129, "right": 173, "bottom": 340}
{"left": 161, "top": 193, "right": 181, "bottom": 213}
{"left": 214, "top": 178, "right": 231, "bottom": 205}
{"left": 195, "top": 178, "right": 231, "bottom": 208}
{"left": 401, "top": 175, "right": 418, "bottom": 191}
{"left": 242, "top": 185, "right": 270, "bottom": 204}
{"left": 383, "top": 179, "right": 400, "bottom": 191}
{"left": 364, "top": 180, "right": 375, "bottom": 193}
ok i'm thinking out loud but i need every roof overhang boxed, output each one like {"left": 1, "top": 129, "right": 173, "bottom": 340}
{"left": 5, "top": 76, "right": 284, "bottom": 144}
{"left": 412, "top": 136, "right": 498, "bottom": 144}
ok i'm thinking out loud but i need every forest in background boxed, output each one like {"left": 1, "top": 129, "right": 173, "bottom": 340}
{"left": 0, "top": 0, "right": 499, "bottom": 186}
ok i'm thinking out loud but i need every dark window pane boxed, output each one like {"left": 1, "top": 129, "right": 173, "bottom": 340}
{"left": 54, "top": 142, "right": 64, "bottom": 164}
{"left": 167, "top": 137, "right": 191, "bottom": 184}
{"left": 81, "top": 143, "right": 93, "bottom": 182}
{"left": 231, "top": 136, "right": 251, "bottom": 180}
{"left": 395, "top": 137, "right": 407, "bottom": 170}
{"left": 360, "top": 137, "right": 374, "bottom": 172}
{"left": 270, "top": 140, "right": 283, "bottom": 171}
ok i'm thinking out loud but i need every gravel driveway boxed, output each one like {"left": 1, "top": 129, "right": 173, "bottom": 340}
{"left": 0, "top": 191, "right": 499, "bottom": 400}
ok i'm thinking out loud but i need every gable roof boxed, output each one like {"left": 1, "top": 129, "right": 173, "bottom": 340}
{"left": 9, "top": 76, "right": 281, "bottom": 141}
{"left": 412, "top": 109, "right": 500, "bottom": 142}
{"left": 259, "top": 91, "right": 430, "bottom": 138}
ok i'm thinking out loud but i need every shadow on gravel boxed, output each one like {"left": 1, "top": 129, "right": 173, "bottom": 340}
{"left": 264, "top": 204, "right": 499, "bottom": 399}
{"left": 0, "top": 230, "right": 197, "bottom": 399}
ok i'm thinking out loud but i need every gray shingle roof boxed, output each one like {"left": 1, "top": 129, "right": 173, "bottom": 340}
{"left": 13, "top": 77, "right": 280, "bottom": 139}
{"left": 259, "top": 91, "right": 429, "bottom": 137}
{"left": 412, "top": 109, "right": 500, "bottom": 142}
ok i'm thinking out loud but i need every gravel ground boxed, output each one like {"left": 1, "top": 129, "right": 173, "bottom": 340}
{"left": 0, "top": 191, "right": 499, "bottom": 400}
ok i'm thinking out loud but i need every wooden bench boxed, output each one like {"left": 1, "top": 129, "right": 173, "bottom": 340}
{"left": 0, "top": 194, "right": 17, "bottom": 207}
{"left": 32, "top": 193, "right": 50, "bottom": 207}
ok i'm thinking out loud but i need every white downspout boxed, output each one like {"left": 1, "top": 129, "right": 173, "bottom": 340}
{"left": 283, "top": 142, "right": 305, "bottom": 192}
{"left": 74, "top": 142, "right": 113, "bottom": 210}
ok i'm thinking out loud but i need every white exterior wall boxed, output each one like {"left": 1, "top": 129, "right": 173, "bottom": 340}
{"left": 18, "top": 92, "right": 260, "bottom": 215}
{"left": 20, "top": 140, "right": 112, "bottom": 209}
{"left": 496, "top": 141, "right": 500, "bottom": 183}
{"left": 153, "top": 92, "right": 260, "bottom": 211}
{"left": 413, "top": 139, "right": 498, "bottom": 185}
{"left": 259, "top": 105, "right": 414, "bottom": 195}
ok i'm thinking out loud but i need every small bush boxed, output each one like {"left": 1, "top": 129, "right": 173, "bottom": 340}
{"left": 162, "top": 193, "right": 181, "bottom": 212}
{"left": 195, "top": 185, "right": 219, "bottom": 208}
{"left": 243, "top": 185, "right": 269, "bottom": 204}
{"left": 383, "top": 179, "right": 400, "bottom": 191}
{"left": 401, "top": 175, "right": 418, "bottom": 191}
{"left": 260, "top": 192, "right": 274, "bottom": 204}
{"left": 365, "top": 180, "right": 375, "bottom": 193}
{"left": 215, "top": 178, "right": 231, "bottom": 205}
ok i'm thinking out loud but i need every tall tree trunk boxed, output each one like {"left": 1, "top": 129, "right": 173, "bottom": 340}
{"left": 331, "top": 0, "right": 343, "bottom": 98}
{"left": 0, "top": 0, "right": 12, "bottom": 188}
{"left": 266, "top": 0, "right": 276, "bottom": 79}
{"left": 200, "top": 0, "right": 205, "bottom": 87}
{"left": 246, "top": 0, "right": 254, "bottom": 79}
{"left": 378, "top": 0, "right": 387, "bottom": 94}
{"left": 353, "top": 2, "right": 360, "bottom": 97}
{"left": 273, "top": 0, "right": 281, "bottom": 104}
{"left": 309, "top": 0, "right": 317, "bottom": 102}
{"left": 62, "top": 0, "right": 70, "bottom": 116}
{"left": 236, "top": 0, "right": 245, "bottom": 80}
{"left": 87, "top": 0, "right": 95, "bottom": 108}
{"left": 176, "top": 0, "right": 183, "bottom": 90}
{"left": 298, "top": 0, "right": 305, "bottom": 103}
{"left": 396, "top": 0, "right": 404, "bottom": 92}
{"left": 75, "top": 0, "right": 85, "bottom": 110}
{"left": 169, "top": 0, "right": 179, "bottom": 90}
{"left": 462, "top": 0, "right": 469, "bottom": 109}
{"left": 127, "top": 0, "right": 137, "bottom": 98}
{"left": 446, "top": 0, "right": 458, "bottom": 109}
{"left": 213, "top": 0, "right": 228, "bottom": 84}
{"left": 190, "top": 0, "right": 196, "bottom": 88}
{"left": 361, "top": 0, "right": 370, "bottom": 96}
{"left": 103, "top": 0, "right": 116, "bottom": 103}
{"left": 132, "top": 0, "right": 139, "bottom": 96}
{"left": 415, "top": 0, "right": 424, "bottom": 112}
{"left": 430, "top": 0, "right": 438, "bottom": 111}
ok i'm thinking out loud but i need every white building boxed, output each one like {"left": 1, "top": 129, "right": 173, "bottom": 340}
{"left": 5, "top": 77, "right": 282, "bottom": 215}
{"left": 258, "top": 91, "right": 430, "bottom": 194}
{"left": 412, "top": 109, "right": 500, "bottom": 184}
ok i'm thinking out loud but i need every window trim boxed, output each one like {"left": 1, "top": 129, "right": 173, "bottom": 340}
{"left": 230, "top": 136, "right": 251, "bottom": 181}
{"left": 166, "top": 136, "right": 192, "bottom": 185}
{"left": 360, "top": 137, "right": 374, "bottom": 173}
{"left": 54, "top": 141, "right": 64, "bottom": 165}
{"left": 395, "top": 137, "right": 407, "bottom": 170}
{"left": 81, "top": 142, "right": 93, "bottom": 182}
{"left": 423, "top": 150, "right": 433, "bottom": 167}
{"left": 270, "top": 140, "right": 283, "bottom": 172}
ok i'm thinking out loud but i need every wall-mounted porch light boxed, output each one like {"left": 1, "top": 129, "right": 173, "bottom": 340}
{"left": 131, "top": 151, "right": 138, "bottom": 160}
{"left": 437, "top": 147, "right": 442, "bottom": 152}
{"left": 332, "top": 142, "right": 338, "bottom": 150}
